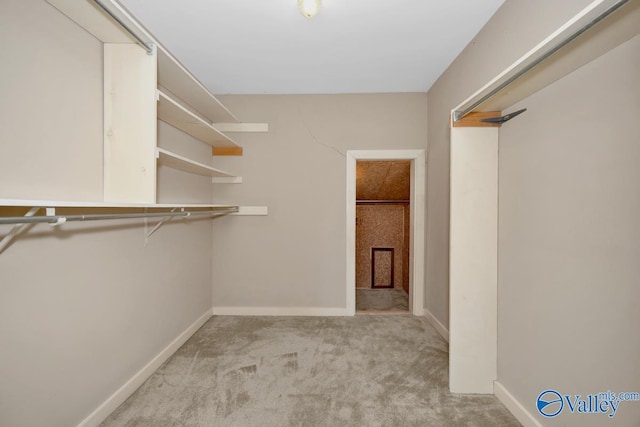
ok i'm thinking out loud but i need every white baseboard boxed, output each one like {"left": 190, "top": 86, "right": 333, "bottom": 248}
{"left": 424, "top": 307, "right": 449, "bottom": 342}
{"left": 494, "top": 381, "right": 543, "bottom": 427}
{"left": 412, "top": 306, "right": 425, "bottom": 316}
{"left": 212, "top": 306, "right": 348, "bottom": 316}
{"left": 77, "top": 308, "right": 213, "bottom": 427}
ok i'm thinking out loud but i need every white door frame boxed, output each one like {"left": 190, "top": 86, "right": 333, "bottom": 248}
{"left": 346, "top": 150, "right": 426, "bottom": 316}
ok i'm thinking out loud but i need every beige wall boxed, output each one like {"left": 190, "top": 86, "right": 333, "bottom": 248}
{"left": 0, "top": 0, "right": 103, "bottom": 200}
{"left": 498, "top": 35, "right": 640, "bottom": 426}
{"left": 210, "top": 94, "right": 427, "bottom": 309}
{"left": 0, "top": 1, "right": 214, "bottom": 425}
{"left": 425, "top": 0, "right": 596, "bottom": 329}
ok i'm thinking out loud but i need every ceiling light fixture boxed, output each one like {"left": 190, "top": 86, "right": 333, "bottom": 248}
{"left": 298, "top": 0, "right": 322, "bottom": 19}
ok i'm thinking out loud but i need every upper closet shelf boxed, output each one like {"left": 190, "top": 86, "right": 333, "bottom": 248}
{"left": 157, "top": 91, "right": 239, "bottom": 148}
{"left": 45, "top": 0, "right": 239, "bottom": 124}
{"left": 157, "top": 47, "right": 238, "bottom": 124}
{"left": 156, "top": 148, "right": 234, "bottom": 178}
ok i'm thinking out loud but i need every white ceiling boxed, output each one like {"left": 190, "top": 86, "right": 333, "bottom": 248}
{"left": 119, "top": 0, "right": 505, "bottom": 95}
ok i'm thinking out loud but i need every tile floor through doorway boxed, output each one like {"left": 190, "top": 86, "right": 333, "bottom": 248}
{"left": 356, "top": 288, "right": 409, "bottom": 313}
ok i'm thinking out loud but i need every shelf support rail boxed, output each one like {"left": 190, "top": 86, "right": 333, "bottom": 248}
{"left": 0, "top": 207, "right": 40, "bottom": 254}
{"left": 90, "top": 0, "right": 156, "bottom": 55}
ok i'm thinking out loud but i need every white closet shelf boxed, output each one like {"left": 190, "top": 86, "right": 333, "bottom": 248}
{"left": 45, "top": 0, "right": 239, "bottom": 124}
{"left": 157, "top": 91, "right": 240, "bottom": 148}
{"left": 0, "top": 199, "right": 237, "bottom": 209}
{"left": 157, "top": 48, "right": 238, "bottom": 124}
{"left": 156, "top": 148, "right": 235, "bottom": 178}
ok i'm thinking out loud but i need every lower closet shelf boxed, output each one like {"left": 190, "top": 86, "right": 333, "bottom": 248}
{"left": 156, "top": 147, "right": 235, "bottom": 178}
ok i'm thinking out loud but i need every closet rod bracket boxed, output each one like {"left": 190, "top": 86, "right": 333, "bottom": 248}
{"left": 480, "top": 108, "right": 527, "bottom": 124}
{"left": 0, "top": 207, "right": 40, "bottom": 255}
{"left": 46, "top": 207, "right": 66, "bottom": 226}
{"left": 144, "top": 208, "right": 179, "bottom": 245}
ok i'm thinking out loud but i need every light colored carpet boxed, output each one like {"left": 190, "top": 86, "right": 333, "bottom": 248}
{"left": 102, "top": 315, "right": 520, "bottom": 427}
{"left": 356, "top": 288, "right": 409, "bottom": 312}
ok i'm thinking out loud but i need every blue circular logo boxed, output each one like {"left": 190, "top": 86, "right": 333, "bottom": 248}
{"left": 537, "top": 389, "right": 564, "bottom": 417}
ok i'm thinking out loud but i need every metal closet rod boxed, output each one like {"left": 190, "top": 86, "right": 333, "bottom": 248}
{"left": 91, "top": 0, "right": 155, "bottom": 54}
{"left": 0, "top": 207, "right": 238, "bottom": 226}
{"left": 454, "top": 0, "right": 630, "bottom": 121}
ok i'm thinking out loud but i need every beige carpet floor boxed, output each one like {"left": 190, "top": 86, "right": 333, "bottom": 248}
{"left": 102, "top": 315, "right": 520, "bottom": 427}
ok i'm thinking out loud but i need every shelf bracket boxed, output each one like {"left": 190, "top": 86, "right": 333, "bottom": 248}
{"left": 212, "top": 147, "right": 243, "bottom": 156}
{"left": 144, "top": 207, "right": 179, "bottom": 246}
{"left": 0, "top": 207, "right": 40, "bottom": 255}
{"left": 212, "top": 176, "right": 243, "bottom": 184}
{"left": 212, "top": 123, "right": 269, "bottom": 133}
{"left": 231, "top": 206, "right": 269, "bottom": 216}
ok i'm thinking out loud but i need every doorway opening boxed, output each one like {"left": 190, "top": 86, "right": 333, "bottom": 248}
{"left": 346, "top": 150, "right": 425, "bottom": 316}
{"left": 355, "top": 160, "right": 411, "bottom": 313}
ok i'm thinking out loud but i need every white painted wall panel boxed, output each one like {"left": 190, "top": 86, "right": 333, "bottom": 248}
{"left": 103, "top": 44, "right": 157, "bottom": 203}
{"left": 449, "top": 127, "right": 498, "bottom": 393}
